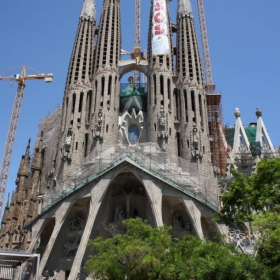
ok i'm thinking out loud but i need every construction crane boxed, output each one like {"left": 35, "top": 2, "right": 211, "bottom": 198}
{"left": 130, "top": 0, "right": 143, "bottom": 84}
{"left": 196, "top": 0, "right": 227, "bottom": 176}
{"left": 197, "top": 0, "right": 214, "bottom": 92}
{"left": 0, "top": 65, "right": 53, "bottom": 216}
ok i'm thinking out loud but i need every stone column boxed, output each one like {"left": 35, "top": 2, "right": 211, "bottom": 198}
{"left": 182, "top": 197, "right": 204, "bottom": 239}
{"left": 142, "top": 178, "right": 163, "bottom": 227}
{"left": 39, "top": 201, "right": 73, "bottom": 276}
{"left": 27, "top": 218, "right": 45, "bottom": 253}
{"left": 68, "top": 178, "right": 110, "bottom": 280}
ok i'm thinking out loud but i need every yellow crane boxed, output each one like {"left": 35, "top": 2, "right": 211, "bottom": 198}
{"left": 0, "top": 66, "right": 53, "bottom": 216}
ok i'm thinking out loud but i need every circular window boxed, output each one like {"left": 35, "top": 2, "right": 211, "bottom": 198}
{"left": 128, "top": 125, "right": 140, "bottom": 145}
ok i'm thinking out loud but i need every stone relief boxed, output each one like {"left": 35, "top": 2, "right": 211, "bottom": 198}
{"left": 63, "top": 217, "right": 85, "bottom": 257}
{"left": 64, "top": 234, "right": 81, "bottom": 257}
{"left": 173, "top": 214, "right": 191, "bottom": 232}
{"left": 157, "top": 107, "right": 168, "bottom": 138}
{"left": 191, "top": 125, "right": 203, "bottom": 159}
{"left": 61, "top": 130, "right": 73, "bottom": 161}
{"left": 69, "top": 217, "right": 84, "bottom": 232}
{"left": 93, "top": 110, "right": 103, "bottom": 139}
{"left": 227, "top": 225, "right": 259, "bottom": 254}
{"left": 114, "top": 203, "right": 125, "bottom": 221}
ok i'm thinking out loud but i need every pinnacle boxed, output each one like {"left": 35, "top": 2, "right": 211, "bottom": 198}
{"left": 178, "top": 0, "right": 193, "bottom": 17}
{"left": 80, "top": 0, "right": 96, "bottom": 22}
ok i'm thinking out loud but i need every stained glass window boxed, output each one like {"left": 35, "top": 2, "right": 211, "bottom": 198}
{"left": 128, "top": 125, "right": 140, "bottom": 145}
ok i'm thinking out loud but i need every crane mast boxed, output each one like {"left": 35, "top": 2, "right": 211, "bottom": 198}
{"left": 0, "top": 66, "right": 53, "bottom": 217}
{"left": 196, "top": 0, "right": 227, "bottom": 176}
{"left": 130, "top": 0, "right": 142, "bottom": 84}
{"left": 197, "top": 0, "right": 214, "bottom": 92}
{"left": 134, "top": 0, "right": 141, "bottom": 52}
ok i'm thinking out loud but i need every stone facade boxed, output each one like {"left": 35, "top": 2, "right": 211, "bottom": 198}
{"left": 0, "top": 0, "right": 227, "bottom": 279}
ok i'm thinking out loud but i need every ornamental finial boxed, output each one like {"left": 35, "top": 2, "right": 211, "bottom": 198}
{"left": 80, "top": 0, "right": 96, "bottom": 22}
{"left": 234, "top": 108, "right": 241, "bottom": 118}
{"left": 178, "top": 0, "right": 193, "bottom": 17}
{"left": 256, "top": 107, "right": 262, "bottom": 118}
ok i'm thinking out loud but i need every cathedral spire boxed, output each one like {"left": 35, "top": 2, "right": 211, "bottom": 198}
{"left": 56, "top": 0, "right": 97, "bottom": 181}
{"left": 80, "top": 0, "right": 96, "bottom": 22}
{"left": 178, "top": 0, "right": 193, "bottom": 17}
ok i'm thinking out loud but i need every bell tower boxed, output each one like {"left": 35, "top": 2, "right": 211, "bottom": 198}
{"left": 175, "top": 0, "right": 214, "bottom": 182}
{"left": 147, "top": 0, "right": 177, "bottom": 154}
{"left": 56, "top": 0, "right": 96, "bottom": 181}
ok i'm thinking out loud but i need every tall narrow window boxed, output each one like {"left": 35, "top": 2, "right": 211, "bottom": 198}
{"left": 178, "top": 89, "right": 181, "bottom": 120}
{"left": 160, "top": 75, "right": 164, "bottom": 106}
{"left": 174, "top": 89, "right": 180, "bottom": 121}
{"left": 86, "top": 91, "right": 92, "bottom": 122}
{"left": 184, "top": 89, "right": 188, "bottom": 122}
{"left": 191, "top": 90, "right": 196, "bottom": 123}
{"left": 167, "top": 78, "right": 171, "bottom": 109}
{"left": 153, "top": 75, "right": 157, "bottom": 105}
{"left": 64, "top": 97, "right": 69, "bottom": 127}
{"left": 101, "top": 76, "right": 105, "bottom": 97}
{"left": 160, "top": 75, "right": 164, "bottom": 96}
{"left": 84, "top": 133, "right": 88, "bottom": 157}
{"left": 108, "top": 75, "right": 112, "bottom": 95}
{"left": 72, "top": 94, "right": 76, "bottom": 114}
{"left": 78, "top": 92, "right": 84, "bottom": 112}
{"left": 199, "top": 94, "right": 203, "bottom": 127}
{"left": 176, "top": 132, "right": 181, "bottom": 157}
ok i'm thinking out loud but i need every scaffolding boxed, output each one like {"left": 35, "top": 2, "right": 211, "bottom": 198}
{"left": 206, "top": 93, "right": 227, "bottom": 176}
{"left": 38, "top": 143, "right": 219, "bottom": 215}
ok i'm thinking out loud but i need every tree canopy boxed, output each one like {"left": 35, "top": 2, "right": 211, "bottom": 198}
{"left": 85, "top": 218, "right": 270, "bottom": 280}
{"left": 216, "top": 158, "right": 280, "bottom": 275}
{"left": 84, "top": 158, "right": 280, "bottom": 279}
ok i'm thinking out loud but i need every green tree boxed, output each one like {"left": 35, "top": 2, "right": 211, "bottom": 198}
{"left": 216, "top": 158, "right": 280, "bottom": 225}
{"left": 216, "top": 158, "right": 280, "bottom": 276}
{"left": 85, "top": 219, "right": 172, "bottom": 280}
{"left": 85, "top": 218, "right": 268, "bottom": 280}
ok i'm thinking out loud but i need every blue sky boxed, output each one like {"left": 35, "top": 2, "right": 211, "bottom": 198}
{"left": 0, "top": 0, "right": 280, "bottom": 210}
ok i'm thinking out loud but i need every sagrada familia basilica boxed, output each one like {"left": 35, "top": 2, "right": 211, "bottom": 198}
{"left": 0, "top": 0, "right": 278, "bottom": 279}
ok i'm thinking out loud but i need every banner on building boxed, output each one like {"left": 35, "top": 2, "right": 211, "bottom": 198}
{"left": 152, "top": 0, "right": 170, "bottom": 56}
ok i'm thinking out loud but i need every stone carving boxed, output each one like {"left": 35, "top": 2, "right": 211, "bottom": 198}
{"left": 64, "top": 234, "right": 80, "bottom": 257}
{"left": 122, "top": 190, "right": 134, "bottom": 219}
{"left": 173, "top": 214, "right": 191, "bottom": 232}
{"left": 158, "top": 107, "right": 168, "bottom": 138}
{"left": 69, "top": 217, "right": 84, "bottom": 232}
{"left": 227, "top": 225, "right": 258, "bottom": 254}
{"left": 114, "top": 203, "right": 125, "bottom": 221}
{"left": 159, "top": 107, "right": 166, "bottom": 127}
{"left": 65, "top": 130, "right": 72, "bottom": 148}
{"left": 191, "top": 125, "right": 203, "bottom": 159}
{"left": 63, "top": 217, "right": 85, "bottom": 257}
{"left": 61, "top": 130, "right": 73, "bottom": 160}
{"left": 93, "top": 110, "right": 103, "bottom": 139}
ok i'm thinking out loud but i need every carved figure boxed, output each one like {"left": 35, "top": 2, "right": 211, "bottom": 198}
{"left": 114, "top": 203, "right": 125, "bottom": 221}
{"left": 159, "top": 107, "right": 166, "bottom": 127}
{"left": 173, "top": 214, "right": 185, "bottom": 231}
{"left": 173, "top": 214, "right": 191, "bottom": 232}
{"left": 93, "top": 110, "right": 104, "bottom": 139}
{"left": 122, "top": 190, "right": 134, "bottom": 219}
{"left": 64, "top": 234, "right": 80, "bottom": 257}
{"left": 69, "top": 217, "right": 84, "bottom": 232}
{"left": 96, "top": 111, "right": 102, "bottom": 128}
{"left": 65, "top": 130, "right": 72, "bottom": 148}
